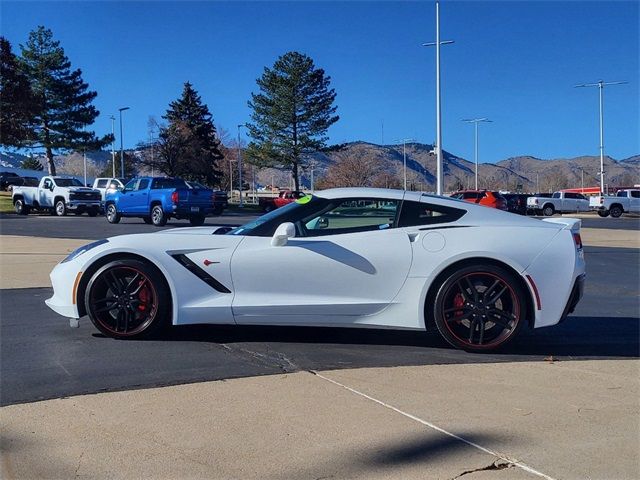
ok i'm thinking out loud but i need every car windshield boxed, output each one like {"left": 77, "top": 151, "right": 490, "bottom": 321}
{"left": 228, "top": 195, "right": 325, "bottom": 236}
{"left": 55, "top": 178, "right": 83, "bottom": 187}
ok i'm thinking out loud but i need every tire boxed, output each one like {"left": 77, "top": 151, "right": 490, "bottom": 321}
{"left": 189, "top": 214, "right": 206, "bottom": 226}
{"left": 542, "top": 204, "right": 555, "bottom": 216}
{"left": 609, "top": 205, "right": 623, "bottom": 218}
{"left": 150, "top": 205, "right": 167, "bottom": 226}
{"left": 143, "top": 216, "right": 153, "bottom": 224}
{"left": 432, "top": 264, "right": 527, "bottom": 352}
{"left": 106, "top": 203, "right": 121, "bottom": 224}
{"left": 597, "top": 210, "right": 610, "bottom": 218}
{"left": 55, "top": 200, "right": 67, "bottom": 216}
{"left": 87, "top": 208, "right": 99, "bottom": 217}
{"left": 14, "top": 199, "right": 30, "bottom": 215}
{"left": 84, "top": 259, "right": 171, "bottom": 339}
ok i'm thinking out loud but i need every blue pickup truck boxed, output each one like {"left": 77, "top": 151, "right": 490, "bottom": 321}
{"left": 105, "top": 177, "right": 220, "bottom": 226}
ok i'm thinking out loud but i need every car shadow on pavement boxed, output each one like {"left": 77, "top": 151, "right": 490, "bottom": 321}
{"left": 162, "top": 315, "right": 639, "bottom": 360}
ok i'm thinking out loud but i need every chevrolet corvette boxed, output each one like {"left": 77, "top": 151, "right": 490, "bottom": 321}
{"left": 46, "top": 188, "right": 585, "bottom": 352}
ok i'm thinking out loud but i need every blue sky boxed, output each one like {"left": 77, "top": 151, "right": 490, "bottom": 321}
{"left": 1, "top": 1, "right": 638, "bottom": 163}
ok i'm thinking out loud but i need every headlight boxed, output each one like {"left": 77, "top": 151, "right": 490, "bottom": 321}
{"left": 61, "top": 239, "right": 109, "bottom": 263}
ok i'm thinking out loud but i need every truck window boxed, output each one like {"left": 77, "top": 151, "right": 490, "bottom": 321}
{"left": 43, "top": 179, "right": 53, "bottom": 189}
{"left": 137, "top": 179, "right": 150, "bottom": 190}
{"left": 631, "top": 191, "right": 640, "bottom": 199}
{"left": 96, "top": 179, "right": 108, "bottom": 188}
{"left": 124, "top": 179, "right": 137, "bottom": 190}
{"left": 552, "top": 192, "right": 561, "bottom": 198}
{"left": 55, "top": 178, "right": 83, "bottom": 187}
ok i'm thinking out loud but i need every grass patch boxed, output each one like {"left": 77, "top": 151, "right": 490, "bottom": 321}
{"left": 0, "top": 192, "right": 14, "bottom": 214}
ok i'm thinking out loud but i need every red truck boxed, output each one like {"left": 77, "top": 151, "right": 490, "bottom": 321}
{"left": 259, "top": 190, "right": 307, "bottom": 212}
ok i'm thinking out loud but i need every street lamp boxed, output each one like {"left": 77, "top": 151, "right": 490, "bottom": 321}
{"left": 118, "top": 107, "right": 130, "bottom": 177}
{"left": 574, "top": 80, "right": 627, "bottom": 195}
{"left": 423, "top": 0, "right": 454, "bottom": 196}
{"left": 82, "top": 124, "right": 87, "bottom": 186}
{"left": 109, "top": 115, "right": 116, "bottom": 178}
{"left": 237, "top": 124, "right": 244, "bottom": 208}
{"left": 395, "top": 138, "right": 415, "bottom": 190}
{"left": 462, "top": 118, "right": 492, "bottom": 190}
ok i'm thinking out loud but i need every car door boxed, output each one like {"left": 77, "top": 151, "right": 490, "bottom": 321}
{"left": 130, "top": 178, "right": 150, "bottom": 213}
{"left": 40, "top": 178, "right": 54, "bottom": 207}
{"left": 229, "top": 197, "right": 413, "bottom": 325}
{"left": 629, "top": 191, "right": 640, "bottom": 213}
{"left": 117, "top": 179, "right": 139, "bottom": 211}
{"left": 575, "top": 193, "right": 589, "bottom": 212}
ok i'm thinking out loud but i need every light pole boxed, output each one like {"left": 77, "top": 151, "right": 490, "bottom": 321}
{"left": 82, "top": 124, "right": 87, "bottom": 186}
{"left": 395, "top": 138, "right": 414, "bottom": 190}
{"left": 423, "top": 0, "right": 454, "bottom": 196}
{"left": 462, "top": 118, "right": 492, "bottom": 190}
{"left": 109, "top": 115, "right": 116, "bottom": 178}
{"left": 575, "top": 80, "right": 627, "bottom": 194}
{"left": 309, "top": 161, "right": 316, "bottom": 192}
{"left": 237, "top": 124, "right": 244, "bottom": 207}
{"left": 118, "top": 107, "right": 130, "bottom": 177}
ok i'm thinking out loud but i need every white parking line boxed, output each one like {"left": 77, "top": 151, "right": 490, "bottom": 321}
{"left": 311, "top": 370, "right": 557, "bottom": 480}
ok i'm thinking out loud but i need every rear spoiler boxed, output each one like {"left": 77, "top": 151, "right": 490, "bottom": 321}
{"left": 542, "top": 217, "right": 581, "bottom": 232}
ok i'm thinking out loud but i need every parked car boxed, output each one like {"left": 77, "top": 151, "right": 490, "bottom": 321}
{"left": 502, "top": 193, "right": 530, "bottom": 215}
{"left": 449, "top": 190, "right": 508, "bottom": 211}
{"left": 105, "top": 177, "right": 217, "bottom": 226}
{"left": 589, "top": 189, "right": 640, "bottom": 218}
{"left": 92, "top": 177, "right": 127, "bottom": 202}
{"left": 185, "top": 181, "right": 227, "bottom": 215}
{"left": 259, "top": 190, "right": 307, "bottom": 212}
{"left": 526, "top": 191, "right": 589, "bottom": 216}
{"left": 12, "top": 176, "right": 102, "bottom": 216}
{"left": 46, "top": 188, "right": 585, "bottom": 353}
{"left": 0, "top": 172, "right": 24, "bottom": 191}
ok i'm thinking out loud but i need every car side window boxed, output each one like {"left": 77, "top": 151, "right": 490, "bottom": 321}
{"left": 631, "top": 191, "right": 640, "bottom": 199}
{"left": 137, "top": 179, "right": 150, "bottom": 190}
{"left": 462, "top": 192, "right": 477, "bottom": 200}
{"left": 124, "top": 179, "right": 137, "bottom": 190}
{"left": 576, "top": 194, "right": 587, "bottom": 200}
{"left": 398, "top": 201, "right": 466, "bottom": 227}
{"left": 96, "top": 179, "right": 108, "bottom": 188}
{"left": 43, "top": 179, "right": 52, "bottom": 189}
{"left": 302, "top": 198, "right": 399, "bottom": 236}
{"left": 552, "top": 192, "right": 561, "bottom": 198}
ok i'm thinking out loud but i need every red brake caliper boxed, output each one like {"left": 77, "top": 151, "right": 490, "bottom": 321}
{"left": 452, "top": 293, "right": 465, "bottom": 321}
{"left": 138, "top": 282, "right": 149, "bottom": 312}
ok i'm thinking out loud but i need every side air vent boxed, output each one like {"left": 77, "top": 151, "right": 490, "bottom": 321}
{"left": 171, "top": 253, "right": 232, "bottom": 293}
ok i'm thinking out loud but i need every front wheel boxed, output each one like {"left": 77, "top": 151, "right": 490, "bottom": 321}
{"left": 597, "top": 210, "right": 610, "bottom": 218}
{"left": 542, "top": 205, "right": 555, "bottom": 216}
{"left": 432, "top": 264, "right": 526, "bottom": 352}
{"left": 14, "top": 199, "right": 30, "bottom": 215}
{"left": 106, "top": 204, "right": 121, "bottom": 224}
{"left": 85, "top": 259, "right": 171, "bottom": 339}
{"left": 151, "top": 205, "right": 167, "bottom": 226}
{"left": 55, "top": 200, "right": 67, "bottom": 216}
{"left": 609, "top": 206, "right": 623, "bottom": 218}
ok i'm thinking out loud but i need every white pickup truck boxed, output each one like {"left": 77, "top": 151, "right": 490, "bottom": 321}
{"left": 12, "top": 176, "right": 102, "bottom": 216}
{"left": 589, "top": 189, "right": 640, "bottom": 218}
{"left": 92, "top": 177, "right": 126, "bottom": 202}
{"left": 527, "top": 191, "right": 590, "bottom": 216}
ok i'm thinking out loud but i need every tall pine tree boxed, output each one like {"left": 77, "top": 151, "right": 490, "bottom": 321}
{"left": 0, "top": 37, "right": 37, "bottom": 147}
{"left": 246, "top": 51, "right": 339, "bottom": 190}
{"left": 19, "top": 26, "right": 108, "bottom": 175}
{"left": 151, "top": 82, "right": 224, "bottom": 185}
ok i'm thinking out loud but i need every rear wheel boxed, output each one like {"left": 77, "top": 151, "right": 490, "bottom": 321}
{"left": 55, "top": 200, "right": 67, "bottom": 216}
{"left": 14, "top": 199, "right": 30, "bottom": 215}
{"left": 85, "top": 259, "right": 171, "bottom": 339}
{"left": 106, "top": 204, "right": 121, "bottom": 224}
{"left": 151, "top": 205, "right": 167, "bottom": 226}
{"left": 609, "top": 205, "right": 623, "bottom": 218}
{"left": 597, "top": 210, "right": 610, "bottom": 218}
{"left": 433, "top": 264, "right": 526, "bottom": 352}
{"left": 189, "top": 214, "right": 206, "bottom": 226}
{"left": 542, "top": 204, "right": 555, "bottom": 216}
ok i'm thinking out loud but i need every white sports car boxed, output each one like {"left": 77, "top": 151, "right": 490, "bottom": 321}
{"left": 46, "top": 188, "right": 585, "bottom": 352}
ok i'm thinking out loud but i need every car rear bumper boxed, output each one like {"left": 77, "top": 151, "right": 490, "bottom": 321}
{"left": 172, "top": 205, "right": 216, "bottom": 216}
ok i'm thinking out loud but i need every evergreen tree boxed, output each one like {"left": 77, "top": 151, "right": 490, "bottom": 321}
{"left": 0, "top": 37, "right": 37, "bottom": 146}
{"left": 159, "top": 82, "right": 224, "bottom": 185}
{"left": 19, "top": 26, "right": 109, "bottom": 175}
{"left": 246, "top": 51, "right": 339, "bottom": 190}
{"left": 19, "top": 156, "right": 43, "bottom": 171}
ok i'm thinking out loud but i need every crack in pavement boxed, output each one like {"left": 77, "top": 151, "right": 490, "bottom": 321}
{"left": 219, "top": 343, "right": 299, "bottom": 373}
{"left": 451, "top": 459, "right": 515, "bottom": 479}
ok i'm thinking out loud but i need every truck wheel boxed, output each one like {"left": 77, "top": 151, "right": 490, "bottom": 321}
{"left": 87, "top": 208, "right": 99, "bottom": 217}
{"left": 14, "top": 199, "right": 30, "bottom": 215}
{"left": 189, "top": 214, "right": 206, "bottom": 226}
{"left": 151, "top": 205, "right": 167, "bottom": 227}
{"left": 609, "top": 205, "right": 623, "bottom": 218}
{"left": 542, "top": 205, "right": 555, "bottom": 216}
{"left": 597, "top": 210, "right": 610, "bottom": 218}
{"left": 55, "top": 200, "right": 67, "bottom": 216}
{"left": 106, "top": 204, "right": 121, "bottom": 224}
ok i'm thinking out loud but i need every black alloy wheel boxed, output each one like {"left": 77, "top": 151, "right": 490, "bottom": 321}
{"left": 609, "top": 205, "right": 623, "bottom": 218}
{"left": 151, "top": 205, "right": 167, "bottom": 226}
{"left": 85, "top": 260, "right": 171, "bottom": 339}
{"left": 433, "top": 264, "right": 526, "bottom": 352}
{"left": 542, "top": 205, "right": 555, "bottom": 216}
{"left": 106, "top": 204, "right": 121, "bottom": 224}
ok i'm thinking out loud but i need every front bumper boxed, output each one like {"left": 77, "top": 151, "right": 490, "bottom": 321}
{"left": 67, "top": 200, "right": 101, "bottom": 211}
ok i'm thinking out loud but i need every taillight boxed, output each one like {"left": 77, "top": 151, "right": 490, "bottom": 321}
{"left": 573, "top": 233, "right": 582, "bottom": 250}
{"left": 171, "top": 191, "right": 179, "bottom": 203}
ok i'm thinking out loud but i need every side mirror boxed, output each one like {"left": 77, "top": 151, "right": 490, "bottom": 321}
{"left": 271, "top": 222, "right": 295, "bottom": 247}
{"left": 317, "top": 216, "right": 329, "bottom": 229}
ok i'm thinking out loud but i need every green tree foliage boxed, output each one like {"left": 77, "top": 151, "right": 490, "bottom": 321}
{"left": 141, "top": 82, "right": 224, "bottom": 186}
{"left": 246, "top": 51, "right": 339, "bottom": 190}
{"left": 19, "top": 156, "right": 43, "bottom": 171}
{"left": 19, "top": 26, "right": 109, "bottom": 175}
{"left": 0, "top": 37, "right": 38, "bottom": 147}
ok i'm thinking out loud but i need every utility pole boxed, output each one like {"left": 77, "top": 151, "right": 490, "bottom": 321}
{"left": 237, "top": 124, "right": 244, "bottom": 207}
{"left": 423, "top": 0, "right": 454, "bottom": 196}
{"left": 109, "top": 115, "right": 116, "bottom": 178}
{"left": 396, "top": 138, "right": 415, "bottom": 190}
{"left": 462, "top": 118, "right": 492, "bottom": 190}
{"left": 118, "top": 107, "right": 130, "bottom": 177}
{"left": 575, "top": 80, "right": 627, "bottom": 195}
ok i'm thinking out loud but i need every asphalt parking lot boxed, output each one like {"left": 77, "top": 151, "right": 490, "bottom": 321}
{"left": 1, "top": 212, "right": 639, "bottom": 479}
